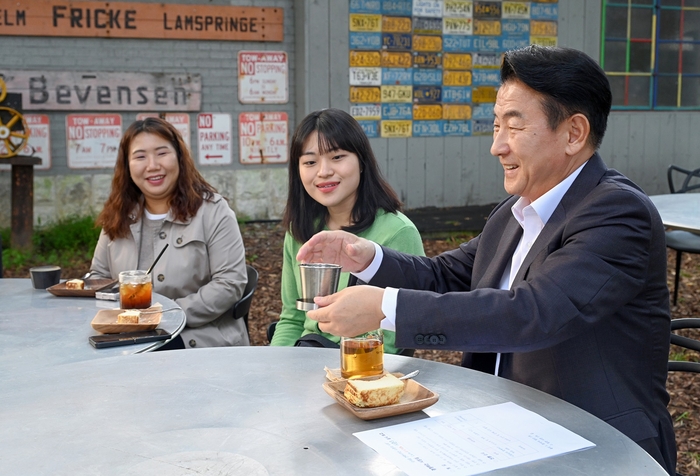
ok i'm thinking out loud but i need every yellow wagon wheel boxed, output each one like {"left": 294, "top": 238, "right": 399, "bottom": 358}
{"left": 0, "top": 106, "right": 30, "bottom": 159}
{"left": 0, "top": 77, "right": 6, "bottom": 103}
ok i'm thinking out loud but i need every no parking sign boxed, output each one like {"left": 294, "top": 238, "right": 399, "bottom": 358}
{"left": 197, "top": 113, "right": 232, "bottom": 165}
{"left": 238, "top": 112, "right": 288, "bottom": 165}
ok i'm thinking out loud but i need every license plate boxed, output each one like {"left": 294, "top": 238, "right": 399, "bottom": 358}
{"left": 350, "top": 86, "right": 381, "bottom": 103}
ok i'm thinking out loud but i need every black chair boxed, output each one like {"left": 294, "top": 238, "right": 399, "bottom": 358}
{"left": 266, "top": 320, "right": 277, "bottom": 344}
{"left": 665, "top": 165, "right": 700, "bottom": 305}
{"left": 668, "top": 318, "right": 700, "bottom": 373}
{"left": 233, "top": 265, "right": 259, "bottom": 334}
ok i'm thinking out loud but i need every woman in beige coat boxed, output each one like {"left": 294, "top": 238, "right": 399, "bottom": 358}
{"left": 90, "top": 117, "right": 248, "bottom": 348}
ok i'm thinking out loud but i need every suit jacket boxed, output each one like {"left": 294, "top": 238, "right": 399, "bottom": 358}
{"left": 370, "top": 154, "right": 676, "bottom": 474}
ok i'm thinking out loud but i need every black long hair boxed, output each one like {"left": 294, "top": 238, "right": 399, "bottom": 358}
{"left": 282, "top": 108, "right": 402, "bottom": 243}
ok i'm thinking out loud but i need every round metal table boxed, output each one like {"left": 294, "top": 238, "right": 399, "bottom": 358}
{"left": 650, "top": 193, "right": 700, "bottom": 233}
{"left": 0, "top": 278, "right": 186, "bottom": 371}
{"left": 0, "top": 347, "right": 666, "bottom": 475}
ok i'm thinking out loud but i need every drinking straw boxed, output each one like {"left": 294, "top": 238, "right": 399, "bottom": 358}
{"left": 146, "top": 244, "right": 169, "bottom": 275}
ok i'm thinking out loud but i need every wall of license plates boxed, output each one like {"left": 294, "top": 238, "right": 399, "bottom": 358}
{"left": 348, "top": 0, "right": 559, "bottom": 138}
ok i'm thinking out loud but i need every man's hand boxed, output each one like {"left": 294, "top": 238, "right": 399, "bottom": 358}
{"left": 296, "top": 230, "right": 376, "bottom": 273}
{"left": 306, "top": 285, "right": 385, "bottom": 337}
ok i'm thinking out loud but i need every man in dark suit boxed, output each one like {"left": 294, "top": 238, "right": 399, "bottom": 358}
{"left": 298, "top": 46, "right": 676, "bottom": 475}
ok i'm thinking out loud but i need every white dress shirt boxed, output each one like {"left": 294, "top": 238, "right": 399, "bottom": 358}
{"left": 354, "top": 161, "right": 588, "bottom": 372}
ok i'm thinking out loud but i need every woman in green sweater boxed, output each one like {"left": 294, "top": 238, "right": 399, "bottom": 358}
{"left": 270, "top": 108, "right": 424, "bottom": 352}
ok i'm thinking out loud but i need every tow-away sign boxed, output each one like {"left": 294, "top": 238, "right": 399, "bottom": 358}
{"left": 238, "top": 51, "right": 289, "bottom": 104}
{"left": 239, "top": 112, "right": 288, "bottom": 164}
{"left": 197, "top": 113, "right": 232, "bottom": 165}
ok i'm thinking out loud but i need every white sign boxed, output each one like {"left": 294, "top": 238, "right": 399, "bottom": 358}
{"left": 24, "top": 114, "right": 51, "bottom": 170}
{"left": 2, "top": 70, "right": 201, "bottom": 111}
{"left": 238, "top": 51, "right": 289, "bottom": 104}
{"left": 66, "top": 114, "right": 122, "bottom": 169}
{"left": 137, "top": 113, "right": 191, "bottom": 149}
{"left": 349, "top": 67, "right": 382, "bottom": 86}
{"left": 197, "top": 113, "right": 232, "bottom": 165}
{"left": 350, "top": 104, "right": 381, "bottom": 120}
{"left": 0, "top": 114, "right": 51, "bottom": 170}
{"left": 413, "top": 0, "right": 443, "bottom": 17}
{"left": 239, "top": 112, "right": 288, "bottom": 165}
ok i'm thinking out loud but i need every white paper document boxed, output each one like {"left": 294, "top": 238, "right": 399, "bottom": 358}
{"left": 354, "top": 402, "right": 595, "bottom": 476}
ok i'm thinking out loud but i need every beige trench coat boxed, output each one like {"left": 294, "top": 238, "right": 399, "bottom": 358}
{"left": 91, "top": 194, "right": 249, "bottom": 347}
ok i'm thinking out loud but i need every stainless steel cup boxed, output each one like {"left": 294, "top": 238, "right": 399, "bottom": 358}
{"left": 297, "top": 263, "right": 342, "bottom": 311}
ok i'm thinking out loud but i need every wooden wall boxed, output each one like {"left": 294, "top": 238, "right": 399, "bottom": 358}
{"left": 295, "top": 0, "right": 700, "bottom": 210}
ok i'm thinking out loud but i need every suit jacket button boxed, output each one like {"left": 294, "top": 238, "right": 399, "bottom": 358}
{"left": 438, "top": 334, "right": 446, "bottom": 345}
{"left": 415, "top": 334, "right": 424, "bottom": 345}
{"left": 189, "top": 339, "right": 197, "bottom": 348}
{"left": 157, "top": 274, "right": 165, "bottom": 282}
{"left": 429, "top": 334, "right": 439, "bottom": 345}
{"left": 176, "top": 237, "right": 183, "bottom": 244}
{"left": 159, "top": 232, "right": 166, "bottom": 239}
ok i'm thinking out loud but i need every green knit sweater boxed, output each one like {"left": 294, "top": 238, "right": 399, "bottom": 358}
{"left": 270, "top": 210, "right": 425, "bottom": 353}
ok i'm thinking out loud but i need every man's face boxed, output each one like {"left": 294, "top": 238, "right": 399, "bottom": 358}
{"left": 491, "top": 80, "right": 574, "bottom": 202}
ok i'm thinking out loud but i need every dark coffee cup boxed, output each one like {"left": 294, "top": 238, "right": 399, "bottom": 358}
{"left": 29, "top": 265, "right": 62, "bottom": 289}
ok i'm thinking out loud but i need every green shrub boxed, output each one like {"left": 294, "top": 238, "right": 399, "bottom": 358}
{"left": 1, "top": 215, "right": 100, "bottom": 272}
{"left": 32, "top": 215, "right": 100, "bottom": 254}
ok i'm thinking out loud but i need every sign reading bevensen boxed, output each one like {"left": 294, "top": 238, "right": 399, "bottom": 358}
{"left": 239, "top": 112, "right": 288, "bottom": 165}
{"left": 238, "top": 51, "right": 289, "bottom": 104}
{"left": 2, "top": 70, "right": 201, "bottom": 111}
{"left": 66, "top": 114, "right": 122, "bottom": 168}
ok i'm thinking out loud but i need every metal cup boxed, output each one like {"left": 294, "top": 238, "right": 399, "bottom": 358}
{"left": 297, "top": 263, "right": 342, "bottom": 311}
{"left": 29, "top": 265, "right": 62, "bottom": 289}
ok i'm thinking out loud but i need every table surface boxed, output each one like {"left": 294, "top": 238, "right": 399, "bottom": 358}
{"left": 0, "top": 347, "right": 666, "bottom": 475}
{"left": 650, "top": 193, "right": 700, "bottom": 233}
{"left": 0, "top": 278, "right": 186, "bottom": 371}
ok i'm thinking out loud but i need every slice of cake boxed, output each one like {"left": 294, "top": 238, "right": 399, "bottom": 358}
{"left": 65, "top": 279, "right": 85, "bottom": 289}
{"left": 344, "top": 374, "right": 405, "bottom": 408}
{"left": 117, "top": 309, "right": 141, "bottom": 324}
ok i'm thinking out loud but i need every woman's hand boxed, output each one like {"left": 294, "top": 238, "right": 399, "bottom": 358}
{"left": 306, "top": 285, "right": 385, "bottom": 337}
{"left": 296, "top": 230, "right": 376, "bottom": 273}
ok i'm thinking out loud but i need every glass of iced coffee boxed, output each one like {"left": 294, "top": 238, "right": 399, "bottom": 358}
{"left": 340, "top": 329, "right": 384, "bottom": 379}
{"left": 119, "top": 270, "right": 152, "bottom": 309}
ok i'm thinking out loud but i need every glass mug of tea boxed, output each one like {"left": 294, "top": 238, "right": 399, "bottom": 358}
{"left": 119, "top": 270, "right": 153, "bottom": 309}
{"left": 340, "top": 329, "right": 384, "bottom": 379}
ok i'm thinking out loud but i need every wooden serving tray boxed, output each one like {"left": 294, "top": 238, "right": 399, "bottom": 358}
{"left": 91, "top": 306, "right": 162, "bottom": 334}
{"left": 322, "top": 376, "right": 439, "bottom": 420}
{"left": 47, "top": 278, "right": 117, "bottom": 297}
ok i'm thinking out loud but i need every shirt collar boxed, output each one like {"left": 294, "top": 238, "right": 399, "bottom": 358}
{"left": 511, "top": 160, "right": 587, "bottom": 227}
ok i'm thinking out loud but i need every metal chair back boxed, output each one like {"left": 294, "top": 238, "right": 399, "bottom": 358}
{"left": 667, "top": 165, "right": 700, "bottom": 194}
{"left": 664, "top": 165, "right": 700, "bottom": 305}
{"left": 233, "top": 265, "right": 259, "bottom": 332}
{"left": 669, "top": 318, "right": 700, "bottom": 373}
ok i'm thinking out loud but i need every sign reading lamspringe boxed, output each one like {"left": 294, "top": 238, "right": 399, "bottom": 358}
{"left": 0, "top": 1, "right": 284, "bottom": 42}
